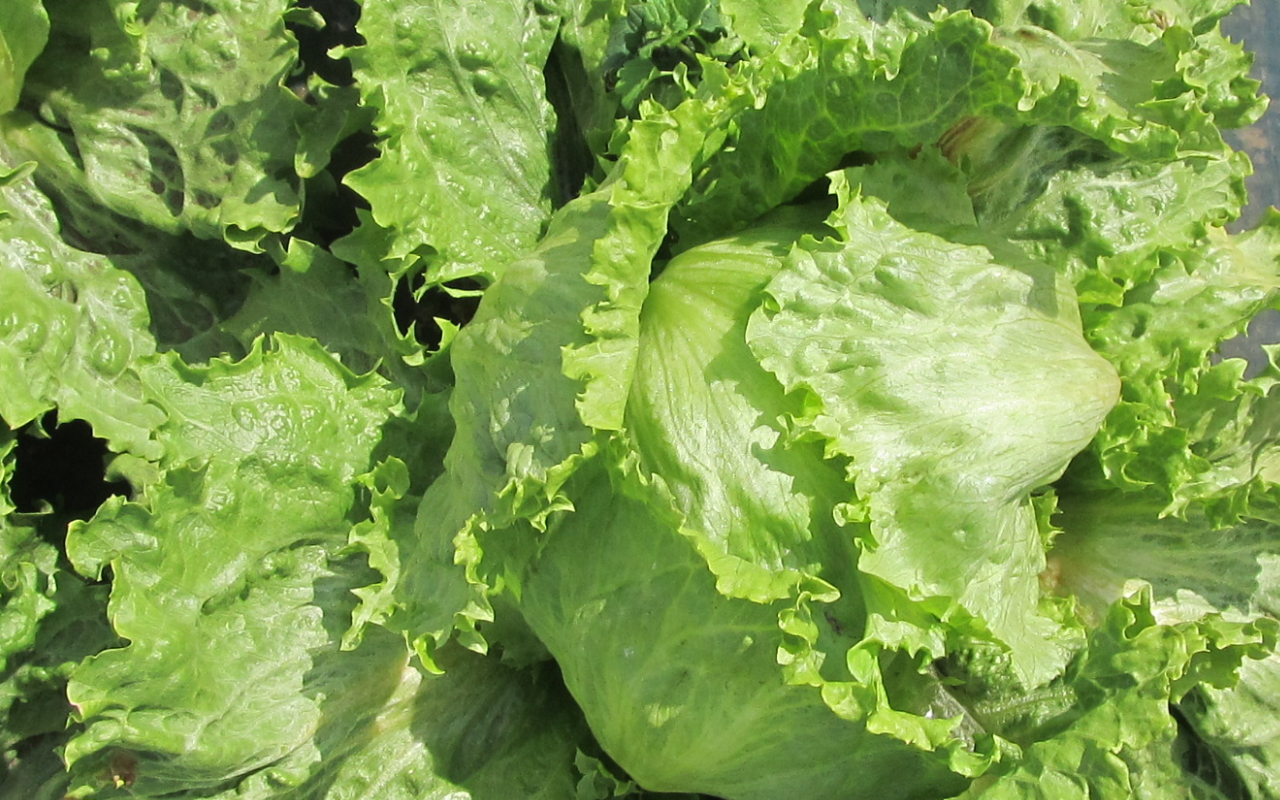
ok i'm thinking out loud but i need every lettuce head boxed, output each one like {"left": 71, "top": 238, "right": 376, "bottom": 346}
{"left": 3, "top": 1, "right": 1280, "bottom": 799}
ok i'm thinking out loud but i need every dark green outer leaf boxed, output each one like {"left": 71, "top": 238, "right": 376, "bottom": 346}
{"left": 0, "top": 0, "right": 49, "bottom": 114}
{"left": 14, "top": 0, "right": 307, "bottom": 247}
{"left": 676, "top": 9, "right": 1026, "bottom": 246}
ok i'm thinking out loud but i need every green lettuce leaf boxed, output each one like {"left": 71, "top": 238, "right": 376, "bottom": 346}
{"left": 517, "top": 454, "right": 976, "bottom": 800}
{"left": 674, "top": 8, "right": 1026, "bottom": 246}
{"left": 827, "top": 126, "right": 1280, "bottom": 523}
{"left": 0, "top": 0, "right": 49, "bottom": 115}
{"left": 608, "top": 199, "right": 1017, "bottom": 796}
{"left": 253, "top": 638, "right": 591, "bottom": 800}
{"left": 1176, "top": 653, "right": 1280, "bottom": 799}
{"left": 1049, "top": 489, "right": 1280, "bottom": 627}
{"left": 219, "top": 237, "right": 444, "bottom": 409}
{"left": 0, "top": 545, "right": 113, "bottom": 798}
{"left": 1081, "top": 213, "right": 1280, "bottom": 513}
{"left": 64, "top": 606, "right": 593, "bottom": 799}
{"left": 677, "top": 0, "right": 1263, "bottom": 247}
{"left": 0, "top": 159, "right": 165, "bottom": 458}
{"left": 1040, "top": 487, "right": 1280, "bottom": 797}
{"left": 539, "top": 0, "right": 618, "bottom": 182}
{"left": 719, "top": 0, "right": 809, "bottom": 50}
{"left": 62, "top": 336, "right": 399, "bottom": 793}
{"left": 626, "top": 205, "right": 849, "bottom": 605}
{"left": 749, "top": 174, "right": 1119, "bottom": 685}
{"left": 341, "top": 0, "right": 559, "bottom": 286}
{"left": 948, "top": 117, "right": 1280, "bottom": 520}
{"left": 991, "top": 150, "right": 1250, "bottom": 301}
{"left": 953, "top": 589, "right": 1275, "bottom": 800}
{"left": 9, "top": 0, "right": 308, "bottom": 247}
{"left": 0, "top": 428, "right": 117, "bottom": 799}
{"left": 2, "top": 1, "right": 1276, "bottom": 797}
{"left": 969, "top": 0, "right": 1245, "bottom": 41}
{"left": 0, "top": 110, "right": 271, "bottom": 359}
{"left": 391, "top": 96, "right": 735, "bottom": 661}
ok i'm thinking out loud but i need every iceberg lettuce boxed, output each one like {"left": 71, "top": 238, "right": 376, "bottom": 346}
{"left": 3, "top": 1, "right": 1280, "bottom": 798}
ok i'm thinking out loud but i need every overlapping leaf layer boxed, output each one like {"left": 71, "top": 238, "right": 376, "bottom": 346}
{"left": 3, "top": 1, "right": 1280, "bottom": 799}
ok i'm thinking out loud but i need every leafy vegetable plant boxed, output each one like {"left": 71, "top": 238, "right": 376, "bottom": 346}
{"left": 3, "top": 0, "right": 1280, "bottom": 798}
